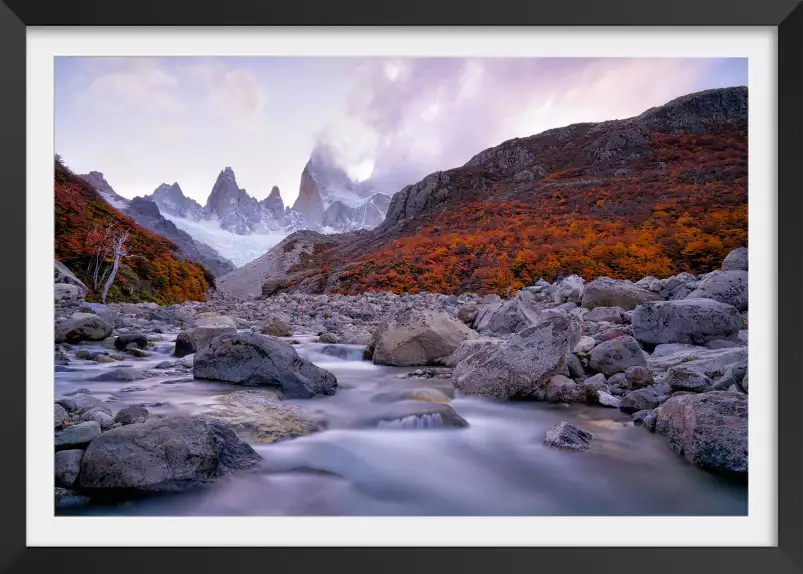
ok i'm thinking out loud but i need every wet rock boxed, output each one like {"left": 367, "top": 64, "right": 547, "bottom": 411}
{"left": 625, "top": 365, "right": 654, "bottom": 389}
{"left": 453, "top": 314, "right": 581, "bottom": 400}
{"left": 56, "top": 393, "right": 111, "bottom": 417}
{"left": 55, "top": 487, "right": 91, "bottom": 510}
{"left": 589, "top": 335, "right": 647, "bottom": 376}
{"left": 91, "top": 369, "right": 146, "bottom": 382}
{"left": 55, "top": 421, "right": 101, "bottom": 450}
{"left": 372, "top": 308, "right": 477, "bottom": 366}
{"left": 114, "top": 333, "right": 148, "bottom": 350}
{"left": 632, "top": 299, "right": 741, "bottom": 346}
{"left": 113, "top": 405, "right": 149, "bottom": 425}
{"left": 174, "top": 325, "right": 237, "bottom": 357}
{"left": 194, "top": 332, "right": 337, "bottom": 399}
{"left": 94, "top": 354, "right": 116, "bottom": 363}
{"left": 581, "top": 277, "right": 663, "bottom": 310}
{"left": 543, "top": 421, "right": 593, "bottom": 450}
{"left": 55, "top": 449, "right": 84, "bottom": 487}
{"left": 371, "top": 401, "right": 468, "bottom": 429}
{"left": 655, "top": 391, "right": 747, "bottom": 474}
{"left": 201, "top": 390, "right": 324, "bottom": 444}
{"left": 79, "top": 416, "right": 261, "bottom": 493}
{"left": 404, "top": 388, "right": 451, "bottom": 403}
{"left": 63, "top": 313, "right": 113, "bottom": 343}
{"left": 318, "top": 332, "right": 339, "bottom": 344}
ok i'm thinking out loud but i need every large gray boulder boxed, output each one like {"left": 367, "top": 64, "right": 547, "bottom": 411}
{"left": 78, "top": 416, "right": 261, "bottom": 493}
{"left": 453, "top": 313, "right": 582, "bottom": 400}
{"left": 632, "top": 299, "right": 741, "bottom": 346}
{"left": 686, "top": 270, "right": 748, "bottom": 311}
{"left": 55, "top": 449, "right": 85, "bottom": 487}
{"left": 655, "top": 391, "right": 747, "bottom": 474}
{"left": 721, "top": 247, "right": 748, "bottom": 271}
{"left": 581, "top": 277, "right": 663, "bottom": 311}
{"left": 543, "top": 421, "right": 593, "bottom": 450}
{"left": 54, "top": 259, "right": 89, "bottom": 298}
{"left": 54, "top": 421, "right": 101, "bottom": 450}
{"left": 588, "top": 335, "right": 647, "bottom": 376}
{"left": 193, "top": 333, "right": 337, "bottom": 399}
{"left": 474, "top": 293, "right": 541, "bottom": 335}
{"left": 174, "top": 325, "right": 237, "bottom": 357}
{"left": 54, "top": 283, "right": 84, "bottom": 303}
{"left": 63, "top": 313, "right": 113, "bottom": 343}
{"left": 372, "top": 308, "right": 477, "bottom": 366}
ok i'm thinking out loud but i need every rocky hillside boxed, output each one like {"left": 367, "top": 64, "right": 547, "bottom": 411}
{"left": 251, "top": 87, "right": 747, "bottom": 297}
{"left": 57, "top": 159, "right": 212, "bottom": 304}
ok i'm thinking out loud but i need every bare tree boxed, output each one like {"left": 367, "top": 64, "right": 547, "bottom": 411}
{"left": 100, "top": 229, "right": 130, "bottom": 304}
{"left": 85, "top": 222, "right": 116, "bottom": 293}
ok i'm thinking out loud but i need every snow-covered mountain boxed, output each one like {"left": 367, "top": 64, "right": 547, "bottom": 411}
{"left": 145, "top": 182, "right": 204, "bottom": 221}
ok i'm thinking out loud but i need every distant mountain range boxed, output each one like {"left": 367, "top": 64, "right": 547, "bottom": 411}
{"left": 225, "top": 86, "right": 748, "bottom": 297}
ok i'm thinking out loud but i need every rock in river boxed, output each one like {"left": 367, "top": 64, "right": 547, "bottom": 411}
{"left": 543, "top": 421, "right": 593, "bottom": 450}
{"left": 79, "top": 416, "right": 261, "bottom": 493}
{"left": 193, "top": 332, "right": 337, "bottom": 399}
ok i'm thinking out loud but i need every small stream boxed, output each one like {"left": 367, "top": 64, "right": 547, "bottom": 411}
{"left": 56, "top": 335, "right": 747, "bottom": 516}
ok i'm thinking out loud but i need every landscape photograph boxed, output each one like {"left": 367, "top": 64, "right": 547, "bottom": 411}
{"left": 52, "top": 56, "right": 749, "bottom": 517}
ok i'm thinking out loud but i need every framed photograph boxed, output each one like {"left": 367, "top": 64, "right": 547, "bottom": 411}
{"left": 2, "top": 0, "right": 801, "bottom": 571}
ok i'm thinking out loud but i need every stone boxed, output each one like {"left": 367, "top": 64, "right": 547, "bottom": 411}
{"left": 114, "top": 405, "right": 149, "bottom": 425}
{"left": 91, "top": 369, "right": 146, "bottom": 382}
{"left": 721, "top": 247, "right": 748, "bottom": 271}
{"left": 54, "top": 283, "right": 83, "bottom": 302}
{"left": 201, "top": 390, "right": 324, "bottom": 444}
{"left": 55, "top": 487, "right": 91, "bottom": 510}
{"left": 404, "top": 388, "right": 451, "bottom": 403}
{"left": 544, "top": 375, "right": 585, "bottom": 404}
{"left": 63, "top": 313, "right": 113, "bottom": 343}
{"left": 94, "top": 354, "right": 116, "bottom": 363}
{"left": 584, "top": 306, "right": 624, "bottom": 323}
{"left": 55, "top": 421, "right": 101, "bottom": 450}
{"left": 581, "top": 277, "right": 664, "bottom": 310}
{"left": 56, "top": 393, "right": 111, "bottom": 417}
{"left": 442, "top": 337, "right": 502, "bottom": 367}
{"left": 632, "top": 299, "right": 741, "bottom": 346}
{"left": 371, "top": 401, "right": 468, "bottom": 429}
{"left": 550, "top": 274, "right": 585, "bottom": 304}
{"left": 55, "top": 449, "right": 84, "bottom": 487}
{"left": 686, "top": 270, "right": 748, "bottom": 312}
{"left": 79, "top": 416, "right": 261, "bottom": 493}
{"left": 372, "top": 308, "right": 477, "bottom": 366}
{"left": 89, "top": 411, "right": 115, "bottom": 430}
{"left": 655, "top": 391, "right": 747, "bottom": 474}
{"left": 589, "top": 336, "right": 647, "bottom": 376}
{"left": 667, "top": 365, "right": 716, "bottom": 393}
{"left": 543, "top": 421, "right": 593, "bottom": 450}
{"left": 625, "top": 365, "right": 654, "bottom": 389}
{"left": 55, "top": 259, "right": 89, "bottom": 297}
{"left": 456, "top": 305, "right": 479, "bottom": 325}
{"left": 474, "top": 295, "right": 541, "bottom": 335}
{"left": 194, "top": 332, "right": 337, "bottom": 399}
{"left": 193, "top": 314, "right": 237, "bottom": 328}
{"left": 566, "top": 353, "right": 584, "bottom": 378}
{"left": 262, "top": 318, "right": 293, "bottom": 337}
{"left": 114, "top": 333, "right": 148, "bottom": 350}
{"left": 573, "top": 336, "right": 597, "bottom": 354}
{"left": 596, "top": 390, "right": 621, "bottom": 408}
{"left": 619, "top": 388, "right": 663, "bottom": 414}
{"left": 453, "top": 313, "right": 582, "bottom": 400}
{"left": 174, "top": 325, "right": 237, "bottom": 357}
{"left": 318, "top": 332, "right": 340, "bottom": 344}
{"left": 54, "top": 404, "right": 69, "bottom": 429}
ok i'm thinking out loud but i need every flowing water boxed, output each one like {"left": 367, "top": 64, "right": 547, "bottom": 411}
{"left": 56, "top": 336, "right": 747, "bottom": 516}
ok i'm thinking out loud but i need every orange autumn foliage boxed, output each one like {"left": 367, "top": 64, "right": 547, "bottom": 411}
{"left": 54, "top": 158, "right": 210, "bottom": 304}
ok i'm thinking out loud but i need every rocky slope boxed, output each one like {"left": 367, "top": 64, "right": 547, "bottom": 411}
{"left": 247, "top": 87, "right": 747, "bottom": 297}
{"left": 145, "top": 182, "right": 204, "bottom": 221}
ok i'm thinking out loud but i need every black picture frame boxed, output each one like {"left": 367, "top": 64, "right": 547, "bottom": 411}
{"left": 1, "top": 0, "right": 800, "bottom": 572}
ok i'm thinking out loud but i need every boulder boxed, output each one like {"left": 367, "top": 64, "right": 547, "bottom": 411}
{"left": 55, "top": 449, "right": 84, "bottom": 487}
{"left": 666, "top": 365, "right": 715, "bottom": 393}
{"left": 54, "top": 259, "right": 89, "bottom": 298}
{"left": 63, "top": 313, "right": 113, "bottom": 343}
{"left": 624, "top": 365, "right": 654, "bottom": 389}
{"left": 372, "top": 401, "right": 468, "bottom": 429}
{"left": 566, "top": 354, "right": 584, "bottom": 378}
{"left": 262, "top": 318, "right": 293, "bottom": 337}
{"left": 655, "top": 391, "right": 747, "bottom": 474}
{"left": 573, "top": 335, "right": 597, "bottom": 354}
{"left": 318, "top": 332, "right": 339, "bottom": 344}
{"left": 114, "top": 333, "right": 148, "bottom": 350}
{"left": 544, "top": 375, "right": 585, "bottom": 404}
{"left": 114, "top": 405, "right": 149, "bottom": 425}
{"left": 54, "top": 283, "right": 83, "bottom": 303}
{"left": 721, "top": 247, "right": 748, "bottom": 271}
{"left": 550, "top": 274, "right": 585, "bottom": 304}
{"left": 201, "top": 390, "right": 324, "bottom": 444}
{"left": 474, "top": 295, "right": 541, "bottom": 335}
{"left": 619, "top": 388, "right": 663, "bottom": 414}
{"left": 54, "top": 404, "right": 69, "bottom": 429}
{"left": 584, "top": 306, "right": 624, "bottom": 323}
{"left": 581, "top": 277, "right": 663, "bottom": 310}
{"left": 596, "top": 390, "right": 621, "bottom": 408}
{"left": 174, "top": 325, "right": 237, "bottom": 357}
{"left": 193, "top": 333, "right": 337, "bottom": 399}
{"left": 372, "top": 308, "right": 477, "bottom": 366}
{"left": 442, "top": 337, "right": 503, "bottom": 367}
{"left": 589, "top": 335, "right": 647, "bottom": 376}
{"left": 54, "top": 421, "right": 101, "bottom": 450}
{"left": 79, "top": 416, "right": 261, "bottom": 493}
{"left": 632, "top": 299, "right": 741, "bottom": 346}
{"left": 453, "top": 313, "right": 582, "bottom": 400}
{"left": 56, "top": 393, "right": 111, "bottom": 417}
{"left": 686, "top": 270, "right": 748, "bottom": 312}
{"left": 543, "top": 421, "right": 593, "bottom": 450}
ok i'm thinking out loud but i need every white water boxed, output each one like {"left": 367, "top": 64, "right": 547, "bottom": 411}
{"left": 56, "top": 336, "right": 747, "bottom": 516}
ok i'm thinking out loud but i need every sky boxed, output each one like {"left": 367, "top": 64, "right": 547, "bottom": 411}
{"left": 55, "top": 57, "right": 747, "bottom": 206}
